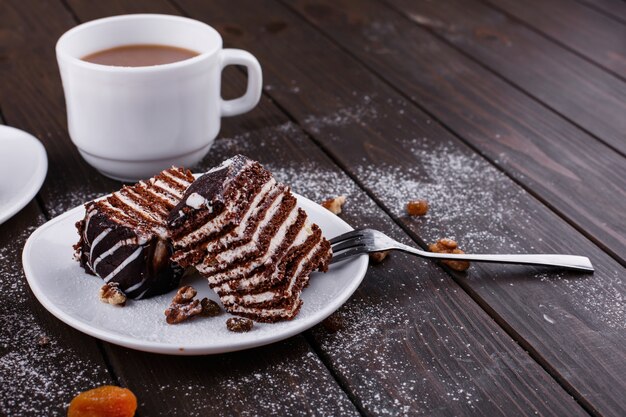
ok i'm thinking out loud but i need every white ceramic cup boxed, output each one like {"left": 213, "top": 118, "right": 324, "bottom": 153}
{"left": 56, "top": 14, "right": 262, "bottom": 181}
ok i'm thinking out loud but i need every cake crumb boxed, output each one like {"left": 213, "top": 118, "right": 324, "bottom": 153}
{"left": 99, "top": 282, "right": 127, "bottom": 306}
{"left": 406, "top": 199, "right": 429, "bottom": 216}
{"left": 201, "top": 298, "right": 221, "bottom": 317}
{"left": 227, "top": 317, "right": 254, "bottom": 332}
{"left": 37, "top": 335, "right": 50, "bottom": 347}
{"left": 369, "top": 251, "right": 390, "bottom": 263}
{"left": 321, "top": 195, "right": 347, "bottom": 215}
{"left": 429, "top": 239, "right": 470, "bottom": 271}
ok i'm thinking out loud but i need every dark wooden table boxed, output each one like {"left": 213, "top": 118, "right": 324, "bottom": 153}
{"left": 1, "top": 0, "right": 624, "bottom": 416}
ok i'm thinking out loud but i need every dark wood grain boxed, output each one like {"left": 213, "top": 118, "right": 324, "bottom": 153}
{"left": 575, "top": 0, "right": 626, "bottom": 24}
{"left": 385, "top": 0, "right": 626, "bottom": 156}
{"left": 0, "top": 199, "right": 113, "bottom": 416}
{"left": 288, "top": 0, "right": 626, "bottom": 266}
{"left": 195, "top": 87, "right": 587, "bottom": 417}
{"left": 29, "top": 1, "right": 592, "bottom": 415}
{"left": 487, "top": 0, "right": 626, "bottom": 77}
{"left": 0, "top": 0, "right": 121, "bottom": 219}
{"left": 2, "top": 0, "right": 623, "bottom": 415}
{"left": 168, "top": 0, "right": 626, "bottom": 415}
{"left": 2, "top": 1, "right": 359, "bottom": 415}
{"left": 199, "top": 89, "right": 590, "bottom": 416}
{"left": 103, "top": 340, "right": 360, "bottom": 417}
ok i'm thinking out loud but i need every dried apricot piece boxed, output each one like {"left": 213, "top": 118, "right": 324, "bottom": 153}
{"left": 67, "top": 385, "right": 137, "bottom": 417}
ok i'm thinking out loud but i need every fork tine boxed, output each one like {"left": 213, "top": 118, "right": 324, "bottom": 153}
{"left": 330, "top": 247, "right": 369, "bottom": 264}
{"left": 331, "top": 236, "right": 366, "bottom": 252}
{"left": 330, "top": 229, "right": 365, "bottom": 245}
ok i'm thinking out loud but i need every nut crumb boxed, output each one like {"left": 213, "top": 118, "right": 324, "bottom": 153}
{"left": 429, "top": 239, "right": 470, "bottom": 271}
{"left": 172, "top": 285, "right": 196, "bottom": 304}
{"left": 37, "top": 335, "right": 50, "bottom": 347}
{"left": 321, "top": 195, "right": 347, "bottom": 215}
{"left": 201, "top": 298, "right": 221, "bottom": 317}
{"left": 227, "top": 317, "right": 253, "bottom": 332}
{"left": 369, "top": 250, "right": 390, "bottom": 263}
{"left": 165, "top": 286, "right": 205, "bottom": 324}
{"left": 406, "top": 199, "right": 429, "bottom": 216}
{"left": 165, "top": 300, "right": 203, "bottom": 324}
{"left": 99, "top": 283, "right": 127, "bottom": 306}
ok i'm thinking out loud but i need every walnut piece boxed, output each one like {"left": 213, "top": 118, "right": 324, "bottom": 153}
{"left": 406, "top": 199, "right": 429, "bottom": 216}
{"left": 165, "top": 300, "right": 203, "bottom": 324}
{"left": 369, "top": 250, "right": 390, "bottom": 263}
{"left": 99, "top": 283, "right": 127, "bottom": 306}
{"left": 165, "top": 286, "right": 210, "bottom": 324}
{"left": 321, "top": 195, "right": 347, "bottom": 215}
{"left": 428, "top": 238, "right": 470, "bottom": 271}
{"left": 172, "top": 285, "right": 196, "bottom": 304}
{"left": 226, "top": 317, "right": 254, "bottom": 332}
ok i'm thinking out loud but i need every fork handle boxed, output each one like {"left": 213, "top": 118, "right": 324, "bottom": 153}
{"left": 399, "top": 245, "right": 594, "bottom": 272}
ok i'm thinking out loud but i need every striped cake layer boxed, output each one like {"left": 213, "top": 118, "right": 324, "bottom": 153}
{"left": 216, "top": 225, "right": 326, "bottom": 297}
{"left": 227, "top": 298, "right": 304, "bottom": 322}
{"left": 171, "top": 179, "right": 282, "bottom": 268}
{"left": 75, "top": 167, "right": 194, "bottom": 299}
{"left": 217, "top": 226, "right": 331, "bottom": 308}
{"left": 199, "top": 196, "right": 302, "bottom": 279}
{"left": 205, "top": 209, "right": 311, "bottom": 289}
{"left": 169, "top": 160, "right": 273, "bottom": 264}
{"left": 215, "top": 209, "right": 330, "bottom": 322}
{"left": 167, "top": 155, "right": 332, "bottom": 322}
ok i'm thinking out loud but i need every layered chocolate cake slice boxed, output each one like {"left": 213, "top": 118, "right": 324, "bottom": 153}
{"left": 74, "top": 167, "right": 195, "bottom": 299}
{"left": 168, "top": 155, "right": 332, "bottom": 322}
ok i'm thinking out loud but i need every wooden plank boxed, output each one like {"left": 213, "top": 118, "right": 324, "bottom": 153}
{"left": 575, "top": 0, "right": 626, "bottom": 24}
{"left": 171, "top": 0, "right": 626, "bottom": 415}
{"left": 0, "top": 0, "right": 121, "bottom": 219}
{"left": 102, "top": 340, "right": 360, "bottom": 417}
{"left": 385, "top": 0, "right": 626, "bottom": 156}
{"left": 185, "top": 84, "right": 588, "bottom": 417}
{"left": 285, "top": 0, "right": 626, "bottom": 266}
{"left": 1, "top": 0, "right": 359, "bottom": 415}
{"left": 50, "top": 1, "right": 589, "bottom": 415}
{"left": 487, "top": 0, "right": 626, "bottom": 77}
{"left": 0, "top": 199, "right": 114, "bottom": 416}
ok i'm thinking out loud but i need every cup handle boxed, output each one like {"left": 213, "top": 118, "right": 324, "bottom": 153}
{"left": 219, "top": 49, "right": 263, "bottom": 117}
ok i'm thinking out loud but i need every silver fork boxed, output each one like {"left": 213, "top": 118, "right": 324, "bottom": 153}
{"left": 330, "top": 229, "right": 594, "bottom": 272}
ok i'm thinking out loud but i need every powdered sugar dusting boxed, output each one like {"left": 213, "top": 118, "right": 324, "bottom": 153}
{"left": 45, "top": 187, "right": 103, "bottom": 219}
{"left": 304, "top": 93, "right": 379, "bottom": 134}
{"left": 200, "top": 121, "right": 396, "bottom": 232}
{"left": 538, "top": 271, "right": 626, "bottom": 330}
{"left": 312, "top": 268, "right": 490, "bottom": 415}
{"left": 355, "top": 137, "right": 527, "bottom": 252}
{"left": 0, "top": 312, "right": 108, "bottom": 416}
{"left": 152, "top": 340, "right": 358, "bottom": 416}
{"left": 1, "top": 225, "right": 108, "bottom": 416}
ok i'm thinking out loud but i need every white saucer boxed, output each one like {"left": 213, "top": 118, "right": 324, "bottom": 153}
{"left": 22, "top": 193, "right": 368, "bottom": 355}
{"left": 0, "top": 125, "right": 47, "bottom": 225}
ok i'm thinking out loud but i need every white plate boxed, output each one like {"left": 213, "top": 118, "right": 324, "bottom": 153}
{"left": 22, "top": 193, "right": 367, "bottom": 355}
{"left": 0, "top": 125, "right": 47, "bottom": 225}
